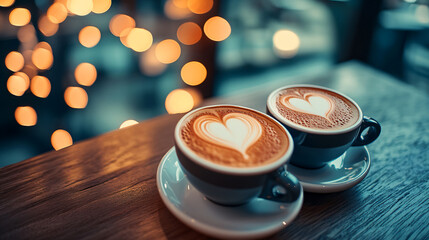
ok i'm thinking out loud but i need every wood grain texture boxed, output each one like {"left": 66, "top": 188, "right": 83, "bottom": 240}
{"left": 1, "top": 62, "right": 428, "bottom": 240}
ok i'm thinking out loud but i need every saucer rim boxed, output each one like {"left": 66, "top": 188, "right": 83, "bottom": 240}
{"left": 287, "top": 146, "right": 370, "bottom": 193}
{"left": 156, "top": 147, "right": 304, "bottom": 239}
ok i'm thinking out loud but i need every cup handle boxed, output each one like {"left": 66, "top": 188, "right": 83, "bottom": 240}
{"left": 259, "top": 166, "right": 301, "bottom": 203}
{"left": 352, "top": 116, "right": 381, "bottom": 146}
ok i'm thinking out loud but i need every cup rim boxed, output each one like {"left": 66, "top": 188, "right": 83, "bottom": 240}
{"left": 267, "top": 84, "right": 363, "bottom": 135}
{"left": 174, "top": 104, "right": 294, "bottom": 176}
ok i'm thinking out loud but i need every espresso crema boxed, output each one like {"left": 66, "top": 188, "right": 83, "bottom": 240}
{"left": 273, "top": 87, "right": 360, "bottom": 130}
{"left": 179, "top": 106, "right": 289, "bottom": 168}
{"left": 270, "top": 87, "right": 360, "bottom": 130}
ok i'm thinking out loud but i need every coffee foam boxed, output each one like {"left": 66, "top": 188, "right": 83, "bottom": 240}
{"left": 274, "top": 87, "right": 360, "bottom": 130}
{"left": 180, "top": 106, "right": 289, "bottom": 168}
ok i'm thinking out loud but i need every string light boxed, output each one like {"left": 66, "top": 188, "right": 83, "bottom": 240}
{"left": 79, "top": 26, "right": 101, "bottom": 48}
{"left": 177, "top": 22, "right": 202, "bottom": 45}
{"left": 47, "top": 2, "right": 67, "bottom": 24}
{"left": 67, "top": 0, "right": 93, "bottom": 16}
{"left": 5, "top": 51, "right": 24, "bottom": 72}
{"left": 38, "top": 14, "right": 59, "bottom": 37}
{"left": 74, "top": 63, "right": 97, "bottom": 86}
{"left": 30, "top": 75, "right": 51, "bottom": 98}
{"left": 109, "top": 14, "right": 135, "bottom": 37}
{"left": 64, "top": 87, "right": 88, "bottom": 109}
{"left": 204, "top": 16, "right": 231, "bottom": 42}
{"left": 9, "top": 8, "right": 31, "bottom": 26}
{"left": 119, "top": 120, "right": 138, "bottom": 129}
{"left": 32, "top": 45, "right": 54, "bottom": 70}
{"left": 155, "top": 39, "right": 181, "bottom": 64}
{"left": 0, "top": 0, "right": 15, "bottom": 7}
{"left": 165, "top": 89, "right": 194, "bottom": 114}
{"left": 51, "top": 129, "right": 73, "bottom": 150}
{"left": 126, "top": 28, "right": 153, "bottom": 52}
{"left": 187, "top": 0, "right": 213, "bottom": 14}
{"left": 7, "top": 73, "right": 29, "bottom": 96}
{"left": 15, "top": 106, "right": 37, "bottom": 126}
{"left": 92, "top": 0, "right": 111, "bottom": 14}
{"left": 181, "top": 61, "right": 207, "bottom": 86}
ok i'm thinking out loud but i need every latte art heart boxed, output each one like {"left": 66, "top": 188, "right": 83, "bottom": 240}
{"left": 193, "top": 113, "right": 263, "bottom": 159}
{"left": 281, "top": 93, "right": 334, "bottom": 119}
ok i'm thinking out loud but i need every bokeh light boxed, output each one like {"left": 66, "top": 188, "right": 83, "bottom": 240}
{"left": 47, "top": 2, "right": 67, "bottom": 24}
{"left": 32, "top": 44, "right": 54, "bottom": 70}
{"left": 92, "top": 0, "right": 111, "bottom": 14}
{"left": 51, "top": 129, "right": 73, "bottom": 150}
{"left": 38, "top": 14, "right": 59, "bottom": 37}
{"left": 17, "top": 24, "right": 36, "bottom": 43}
{"left": 9, "top": 8, "right": 31, "bottom": 27}
{"left": 119, "top": 120, "right": 138, "bottom": 129}
{"left": 64, "top": 87, "right": 88, "bottom": 109}
{"left": 155, "top": 39, "right": 181, "bottom": 64}
{"left": 164, "top": 0, "right": 192, "bottom": 20}
{"left": 126, "top": 28, "right": 153, "bottom": 52}
{"left": 79, "top": 26, "right": 101, "bottom": 48}
{"left": 139, "top": 45, "right": 167, "bottom": 76}
{"left": 184, "top": 87, "right": 202, "bottom": 107}
{"left": 165, "top": 89, "right": 194, "bottom": 114}
{"left": 181, "top": 61, "right": 207, "bottom": 86}
{"left": 15, "top": 106, "right": 37, "bottom": 126}
{"left": 30, "top": 75, "right": 51, "bottom": 98}
{"left": 273, "top": 29, "right": 300, "bottom": 58}
{"left": 22, "top": 64, "right": 38, "bottom": 78}
{"left": 75, "top": 62, "right": 97, "bottom": 86}
{"left": 119, "top": 28, "right": 132, "bottom": 48}
{"left": 187, "top": 0, "right": 213, "bottom": 14}
{"left": 204, "top": 16, "right": 231, "bottom": 42}
{"left": 177, "top": 22, "right": 202, "bottom": 45}
{"left": 0, "top": 0, "right": 14, "bottom": 7}
{"left": 67, "top": 0, "right": 93, "bottom": 16}
{"left": 5, "top": 51, "right": 24, "bottom": 72}
{"left": 7, "top": 73, "right": 30, "bottom": 96}
{"left": 109, "top": 14, "right": 135, "bottom": 37}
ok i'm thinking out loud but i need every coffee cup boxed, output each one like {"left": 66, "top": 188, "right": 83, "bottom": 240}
{"left": 174, "top": 104, "right": 301, "bottom": 206}
{"left": 267, "top": 84, "right": 381, "bottom": 169}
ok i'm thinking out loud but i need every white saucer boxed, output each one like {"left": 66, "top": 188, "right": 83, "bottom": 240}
{"left": 156, "top": 147, "right": 303, "bottom": 239}
{"left": 287, "top": 146, "right": 370, "bottom": 193}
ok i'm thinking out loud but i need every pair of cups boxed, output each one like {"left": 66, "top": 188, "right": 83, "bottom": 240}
{"left": 174, "top": 85, "right": 381, "bottom": 206}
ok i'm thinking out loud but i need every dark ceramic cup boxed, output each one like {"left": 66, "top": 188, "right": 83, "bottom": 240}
{"left": 174, "top": 105, "right": 301, "bottom": 206}
{"left": 267, "top": 85, "right": 381, "bottom": 169}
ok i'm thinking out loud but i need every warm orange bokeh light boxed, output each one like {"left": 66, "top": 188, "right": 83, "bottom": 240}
{"left": 15, "top": 106, "right": 37, "bottom": 126}
{"left": 119, "top": 120, "right": 138, "bottom": 129}
{"left": 30, "top": 75, "right": 51, "bottom": 98}
{"left": 126, "top": 28, "right": 153, "bottom": 52}
{"left": 184, "top": 87, "right": 202, "bottom": 107}
{"left": 273, "top": 29, "right": 300, "bottom": 58}
{"left": 204, "top": 16, "right": 231, "bottom": 42}
{"left": 22, "top": 64, "right": 38, "bottom": 78}
{"left": 64, "top": 87, "right": 88, "bottom": 109}
{"left": 67, "top": 0, "right": 93, "bottom": 16}
{"left": 109, "top": 14, "right": 135, "bottom": 37}
{"left": 32, "top": 47, "right": 53, "bottom": 70}
{"left": 9, "top": 8, "right": 31, "bottom": 27}
{"left": 79, "top": 26, "right": 101, "bottom": 48}
{"left": 139, "top": 46, "right": 167, "bottom": 76}
{"left": 155, "top": 39, "right": 181, "bottom": 64}
{"left": 75, "top": 62, "right": 97, "bottom": 86}
{"left": 0, "top": 0, "right": 14, "bottom": 7}
{"left": 188, "top": 0, "right": 213, "bottom": 14}
{"left": 177, "top": 22, "right": 202, "bottom": 45}
{"left": 5, "top": 51, "right": 24, "bottom": 72}
{"left": 92, "top": 0, "right": 111, "bottom": 14}
{"left": 47, "top": 2, "right": 67, "bottom": 24}
{"left": 7, "top": 73, "right": 30, "bottom": 96}
{"left": 119, "top": 28, "right": 132, "bottom": 48}
{"left": 38, "top": 14, "right": 59, "bottom": 37}
{"left": 35, "top": 41, "right": 52, "bottom": 51}
{"left": 165, "top": 89, "right": 194, "bottom": 114}
{"left": 164, "top": 0, "right": 192, "bottom": 20}
{"left": 51, "top": 129, "right": 73, "bottom": 150}
{"left": 17, "top": 24, "right": 36, "bottom": 43}
{"left": 181, "top": 61, "right": 207, "bottom": 86}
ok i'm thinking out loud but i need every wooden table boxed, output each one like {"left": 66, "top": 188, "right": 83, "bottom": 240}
{"left": 1, "top": 62, "right": 428, "bottom": 239}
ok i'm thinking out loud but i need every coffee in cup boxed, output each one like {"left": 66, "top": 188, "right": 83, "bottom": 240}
{"left": 267, "top": 85, "right": 381, "bottom": 169}
{"left": 175, "top": 105, "right": 301, "bottom": 205}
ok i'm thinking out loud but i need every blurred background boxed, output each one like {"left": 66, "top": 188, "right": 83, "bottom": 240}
{"left": 1, "top": 0, "right": 428, "bottom": 167}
